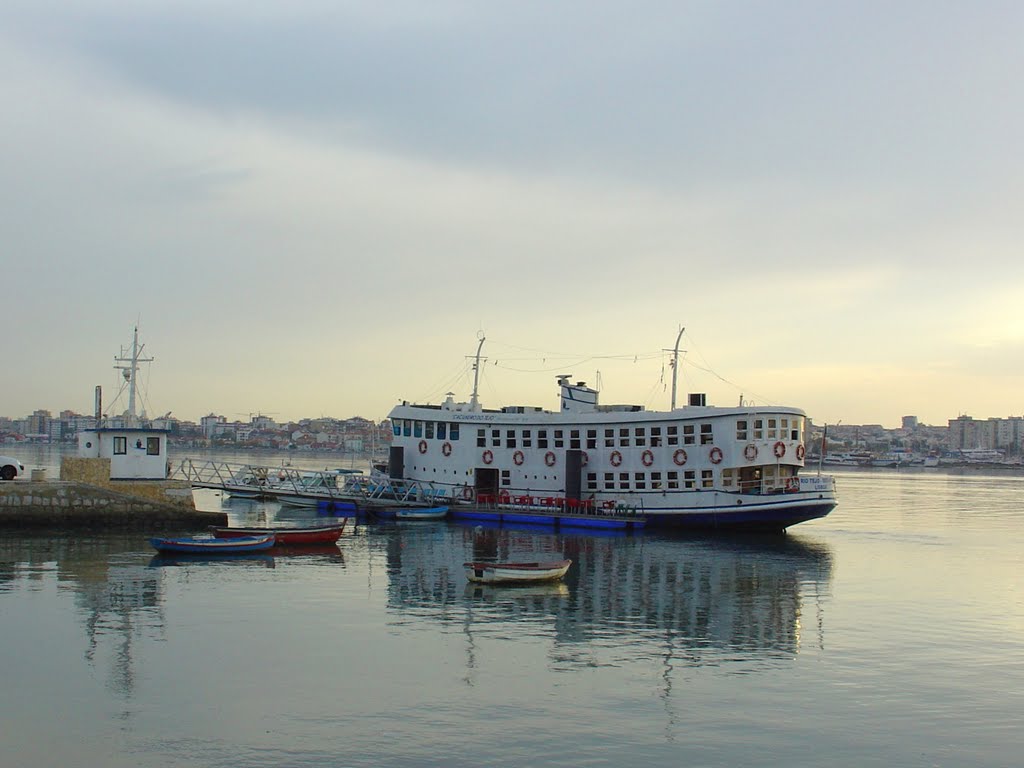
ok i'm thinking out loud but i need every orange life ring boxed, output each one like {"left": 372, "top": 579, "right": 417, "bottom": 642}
{"left": 462, "top": 486, "right": 473, "bottom": 500}
{"left": 581, "top": 451, "right": 589, "bottom": 466}
{"left": 482, "top": 449, "right": 493, "bottom": 465}
{"left": 786, "top": 477, "right": 800, "bottom": 492}
{"left": 673, "top": 448, "right": 687, "bottom": 466}
{"left": 513, "top": 450, "right": 524, "bottom": 466}
{"left": 610, "top": 450, "right": 623, "bottom": 467}
{"left": 641, "top": 449, "right": 654, "bottom": 467}
{"left": 442, "top": 441, "right": 453, "bottom": 457}
{"left": 796, "top": 444, "right": 806, "bottom": 461}
{"left": 773, "top": 441, "right": 786, "bottom": 459}
{"left": 744, "top": 444, "right": 758, "bottom": 461}
{"left": 544, "top": 451, "right": 556, "bottom": 467}
{"left": 709, "top": 447, "right": 723, "bottom": 464}
{"left": 418, "top": 439, "right": 427, "bottom": 455}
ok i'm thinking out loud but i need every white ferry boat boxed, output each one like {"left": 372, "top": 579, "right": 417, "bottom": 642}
{"left": 386, "top": 335, "right": 837, "bottom": 532}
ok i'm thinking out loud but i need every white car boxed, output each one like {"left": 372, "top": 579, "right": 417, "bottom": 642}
{"left": 0, "top": 455, "right": 26, "bottom": 481}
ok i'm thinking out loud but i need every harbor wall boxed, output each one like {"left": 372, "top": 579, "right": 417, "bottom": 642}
{"left": 0, "top": 457, "right": 224, "bottom": 529}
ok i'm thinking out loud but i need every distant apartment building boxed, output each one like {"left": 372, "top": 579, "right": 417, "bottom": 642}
{"left": 948, "top": 415, "right": 1023, "bottom": 452}
{"left": 201, "top": 414, "right": 228, "bottom": 438}
{"left": 902, "top": 416, "right": 919, "bottom": 430}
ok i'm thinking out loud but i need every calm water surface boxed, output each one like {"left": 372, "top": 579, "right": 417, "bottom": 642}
{"left": 2, "top": 456, "right": 1022, "bottom": 767}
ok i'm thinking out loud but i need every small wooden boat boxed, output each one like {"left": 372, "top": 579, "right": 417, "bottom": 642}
{"left": 463, "top": 559, "right": 572, "bottom": 584}
{"left": 150, "top": 533, "right": 276, "bottom": 555}
{"left": 395, "top": 506, "right": 449, "bottom": 521}
{"left": 209, "top": 521, "right": 346, "bottom": 545}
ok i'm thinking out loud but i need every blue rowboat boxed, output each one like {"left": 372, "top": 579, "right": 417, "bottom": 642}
{"left": 395, "top": 506, "right": 449, "bottom": 521}
{"left": 150, "top": 533, "right": 276, "bottom": 554}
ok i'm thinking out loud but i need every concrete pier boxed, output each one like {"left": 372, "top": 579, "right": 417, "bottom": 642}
{"left": 0, "top": 480, "right": 225, "bottom": 530}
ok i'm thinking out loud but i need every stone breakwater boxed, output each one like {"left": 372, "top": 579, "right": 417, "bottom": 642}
{"left": 0, "top": 480, "right": 226, "bottom": 529}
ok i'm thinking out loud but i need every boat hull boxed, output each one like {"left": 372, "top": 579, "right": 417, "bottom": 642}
{"left": 209, "top": 523, "right": 346, "bottom": 545}
{"left": 464, "top": 559, "right": 572, "bottom": 584}
{"left": 394, "top": 506, "right": 449, "bottom": 521}
{"left": 150, "top": 534, "right": 276, "bottom": 554}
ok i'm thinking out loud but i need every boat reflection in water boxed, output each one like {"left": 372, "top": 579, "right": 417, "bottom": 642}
{"left": 384, "top": 526, "right": 833, "bottom": 667}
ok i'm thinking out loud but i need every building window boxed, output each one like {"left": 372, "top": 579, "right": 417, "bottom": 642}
{"left": 634, "top": 472, "right": 646, "bottom": 490}
{"left": 634, "top": 427, "right": 646, "bottom": 447}
{"left": 506, "top": 429, "right": 516, "bottom": 448}
{"left": 701, "top": 469, "right": 714, "bottom": 488}
{"left": 392, "top": 420, "right": 401, "bottom": 437}
{"left": 586, "top": 472, "right": 598, "bottom": 492}
{"left": 651, "top": 471, "right": 662, "bottom": 490}
{"left": 618, "top": 472, "right": 630, "bottom": 490}
{"left": 619, "top": 427, "right": 630, "bottom": 447}
{"left": 438, "top": 422, "right": 447, "bottom": 440}
{"left": 414, "top": 421, "right": 423, "bottom": 438}
{"left": 604, "top": 472, "right": 615, "bottom": 490}
{"left": 736, "top": 420, "right": 748, "bottom": 441}
{"left": 146, "top": 437, "right": 160, "bottom": 455}
{"left": 604, "top": 428, "right": 615, "bottom": 448}
{"left": 651, "top": 427, "right": 662, "bottom": 447}
{"left": 667, "top": 426, "right": 679, "bottom": 446}
{"left": 491, "top": 429, "right": 501, "bottom": 447}
{"left": 450, "top": 423, "right": 460, "bottom": 441}
{"left": 754, "top": 419, "right": 763, "bottom": 440}
{"left": 403, "top": 421, "right": 412, "bottom": 437}
{"left": 683, "top": 470, "right": 696, "bottom": 489}
{"left": 477, "top": 428, "right": 486, "bottom": 448}
{"left": 426, "top": 422, "right": 435, "bottom": 439}
{"left": 538, "top": 430, "right": 549, "bottom": 449}
{"left": 501, "top": 469, "right": 511, "bottom": 486}
{"left": 722, "top": 468, "right": 735, "bottom": 488}
{"left": 570, "top": 429, "right": 581, "bottom": 450}
{"left": 113, "top": 436, "right": 127, "bottom": 455}
{"left": 523, "top": 429, "right": 532, "bottom": 448}
{"left": 683, "top": 424, "right": 695, "bottom": 445}
{"left": 586, "top": 429, "right": 597, "bottom": 449}
{"left": 767, "top": 418, "right": 777, "bottom": 439}
{"left": 700, "top": 424, "right": 713, "bottom": 445}
{"left": 667, "top": 471, "right": 679, "bottom": 490}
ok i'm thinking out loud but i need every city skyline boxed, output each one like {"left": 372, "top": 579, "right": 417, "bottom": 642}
{"left": 4, "top": 4, "right": 1023, "bottom": 427}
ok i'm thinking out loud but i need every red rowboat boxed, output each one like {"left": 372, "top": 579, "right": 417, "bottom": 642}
{"left": 209, "top": 521, "right": 346, "bottom": 545}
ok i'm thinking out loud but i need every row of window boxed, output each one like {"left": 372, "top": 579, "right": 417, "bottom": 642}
{"left": 112, "top": 436, "right": 161, "bottom": 456}
{"left": 736, "top": 418, "right": 802, "bottom": 441}
{"left": 394, "top": 417, "right": 804, "bottom": 447}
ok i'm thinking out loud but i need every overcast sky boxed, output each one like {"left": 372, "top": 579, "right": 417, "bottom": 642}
{"left": 3, "top": 1, "right": 1022, "bottom": 427}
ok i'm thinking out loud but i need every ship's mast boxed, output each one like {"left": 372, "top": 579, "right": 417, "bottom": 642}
{"left": 669, "top": 326, "right": 685, "bottom": 410}
{"left": 469, "top": 332, "right": 486, "bottom": 412}
{"left": 114, "top": 326, "right": 153, "bottom": 426}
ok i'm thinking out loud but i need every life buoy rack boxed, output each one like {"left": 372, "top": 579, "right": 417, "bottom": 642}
{"left": 641, "top": 449, "right": 654, "bottom": 467}
{"left": 673, "top": 448, "right": 687, "bottom": 466}
{"left": 796, "top": 444, "right": 806, "bottom": 461}
{"left": 442, "top": 441, "right": 453, "bottom": 457}
{"left": 744, "top": 444, "right": 758, "bottom": 462}
{"left": 418, "top": 439, "right": 427, "bottom": 455}
{"left": 462, "top": 486, "right": 473, "bottom": 500}
{"left": 513, "top": 450, "right": 525, "bottom": 466}
{"left": 482, "top": 449, "right": 493, "bottom": 465}
{"left": 709, "top": 447, "right": 723, "bottom": 464}
{"left": 773, "top": 441, "right": 786, "bottom": 459}
{"left": 544, "top": 451, "right": 556, "bottom": 467}
{"left": 610, "top": 450, "right": 623, "bottom": 467}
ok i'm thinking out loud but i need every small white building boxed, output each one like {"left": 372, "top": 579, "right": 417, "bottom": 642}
{"left": 78, "top": 427, "right": 170, "bottom": 480}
